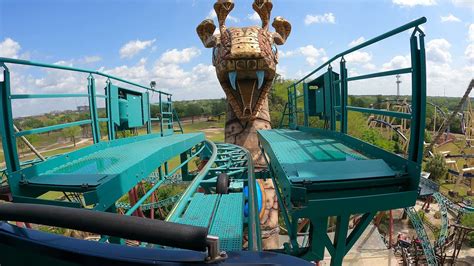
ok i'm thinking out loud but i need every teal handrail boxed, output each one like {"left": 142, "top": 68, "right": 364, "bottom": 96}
{"left": 0, "top": 57, "right": 170, "bottom": 95}
{"left": 288, "top": 17, "right": 426, "bottom": 88}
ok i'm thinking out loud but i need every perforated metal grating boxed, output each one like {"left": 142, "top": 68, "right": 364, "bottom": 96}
{"left": 176, "top": 193, "right": 218, "bottom": 228}
{"left": 45, "top": 133, "right": 202, "bottom": 175}
{"left": 209, "top": 193, "right": 244, "bottom": 251}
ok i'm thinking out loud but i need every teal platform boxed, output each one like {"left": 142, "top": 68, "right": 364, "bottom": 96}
{"left": 258, "top": 127, "right": 421, "bottom": 263}
{"left": 258, "top": 129, "right": 399, "bottom": 183}
{"left": 9, "top": 133, "right": 205, "bottom": 211}
{"left": 176, "top": 192, "right": 244, "bottom": 251}
{"left": 258, "top": 128, "right": 418, "bottom": 211}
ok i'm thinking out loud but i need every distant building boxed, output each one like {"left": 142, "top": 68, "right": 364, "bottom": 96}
{"left": 77, "top": 105, "right": 89, "bottom": 112}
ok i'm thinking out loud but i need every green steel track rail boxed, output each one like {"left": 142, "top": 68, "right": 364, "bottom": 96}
{"left": 166, "top": 141, "right": 262, "bottom": 251}
{"left": 432, "top": 192, "right": 449, "bottom": 248}
{"left": 434, "top": 192, "right": 474, "bottom": 214}
{"left": 404, "top": 206, "right": 437, "bottom": 265}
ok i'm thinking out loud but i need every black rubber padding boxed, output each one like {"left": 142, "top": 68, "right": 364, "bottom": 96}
{"left": 216, "top": 173, "right": 229, "bottom": 194}
{"left": 0, "top": 203, "right": 208, "bottom": 251}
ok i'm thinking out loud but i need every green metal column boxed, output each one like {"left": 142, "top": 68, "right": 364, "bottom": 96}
{"left": 408, "top": 28, "right": 426, "bottom": 165}
{"left": 288, "top": 89, "right": 294, "bottom": 128}
{"left": 303, "top": 83, "right": 309, "bottom": 127}
{"left": 87, "top": 75, "right": 101, "bottom": 143}
{"left": 309, "top": 216, "right": 328, "bottom": 261}
{"left": 327, "top": 66, "right": 336, "bottom": 131}
{"left": 180, "top": 152, "right": 188, "bottom": 180}
{"left": 0, "top": 65, "right": 20, "bottom": 173}
{"left": 292, "top": 84, "right": 298, "bottom": 128}
{"left": 331, "top": 214, "right": 350, "bottom": 266}
{"left": 159, "top": 93, "right": 163, "bottom": 136}
{"left": 339, "top": 59, "right": 348, "bottom": 133}
{"left": 105, "top": 81, "right": 116, "bottom": 140}
{"left": 146, "top": 92, "right": 152, "bottom": 134}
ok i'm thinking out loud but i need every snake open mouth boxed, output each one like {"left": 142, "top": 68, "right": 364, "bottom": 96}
{"left": 226, "top": 68, "right": 268, "bottom": 118}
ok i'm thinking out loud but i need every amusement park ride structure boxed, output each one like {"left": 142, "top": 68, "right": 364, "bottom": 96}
{"left": 0, "top": 10, "right": 466, "bottom": 265}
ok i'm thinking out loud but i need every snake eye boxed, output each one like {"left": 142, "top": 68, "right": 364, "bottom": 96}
{"left": 271, "top": 44, "right": 277, "bottom": 54}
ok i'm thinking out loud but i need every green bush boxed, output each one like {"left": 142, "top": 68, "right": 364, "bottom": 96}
{"left": 461, "top": 213, "right": 474, "bottom": 247}
{"left": 424, "top": 153, "right": 448, "bottom": 181}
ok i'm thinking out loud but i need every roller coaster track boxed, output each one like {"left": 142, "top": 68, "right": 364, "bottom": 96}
{"left": 427, "top": 79, "right": 474, "bottom": 155}
{"left": 432, "top": 193, "right": 449, "bottom": 247}
{"left": 433, "top": 192, "right": 474, "bottom": 214}
{"left": 404, "top": 206, "right": 438, "bottom": 265}
{"left": 368, "top": 118, "right": 408, "bottom": 142}
{"left": 405, "top": 191, "right": 474, "bottom": 266}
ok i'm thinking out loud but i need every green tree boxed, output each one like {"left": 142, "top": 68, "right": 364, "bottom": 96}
{"left": 186, "top": 102, "right": 203, "bottom": 123}
{"left": 424, "top": 153, "right": 448, "bottom": 181}
{"left": 62, "top": 126, "right": 81, "bottom": 147}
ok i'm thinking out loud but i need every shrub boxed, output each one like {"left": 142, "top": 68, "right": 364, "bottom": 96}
{"left": 424, "top": 153, "right": 448, "bottom": 181}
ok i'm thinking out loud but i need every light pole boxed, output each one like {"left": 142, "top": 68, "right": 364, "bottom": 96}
{"left": 396, "top": 74, "right": 401, "bottom": 99}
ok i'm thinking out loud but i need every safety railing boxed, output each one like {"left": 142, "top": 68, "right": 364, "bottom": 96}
{"left": 0, "top": 57, "right": 173, "bottom": 174}
{"left": 283, "top": 17, "right": 427, "bottom": 164}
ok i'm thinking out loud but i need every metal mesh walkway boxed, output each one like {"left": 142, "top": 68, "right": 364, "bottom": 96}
{"left": 258, "top": 129, "right": 396, "bottom": 183}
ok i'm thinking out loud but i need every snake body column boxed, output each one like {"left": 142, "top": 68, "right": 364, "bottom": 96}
{"left": 196, "top": 0, "right": 291, "bottom": 249}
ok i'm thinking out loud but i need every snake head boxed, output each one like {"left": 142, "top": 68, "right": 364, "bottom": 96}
{"left": 196, "top": 19, "right": 218, "bottom": 48}
{"left": 252, "top": 0, "right": 273, "bottom": 30}
{"left": 214, "top": 0, "right": 235, "bottom": 34}
{"left": 272, "top": 16, "right": 291, "bottom": 45}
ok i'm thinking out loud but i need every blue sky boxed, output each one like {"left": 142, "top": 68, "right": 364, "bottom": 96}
{"left": 0, "top": 0, "right": 473, "bottom": 116}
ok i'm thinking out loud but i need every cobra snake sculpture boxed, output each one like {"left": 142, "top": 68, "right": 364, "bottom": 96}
{"left": 197, "top": 0, "right": 291, "bottom": 248}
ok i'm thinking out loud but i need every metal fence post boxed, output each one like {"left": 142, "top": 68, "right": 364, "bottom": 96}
{"left": 340, "top": 58, "right": 348, "bottom": 133}
{"left": 0, "top": 64, "right": 20, "bottom": 173}
{"left": 87, "top": 74, "right": 101, "bottom": 143}
{"left": 408, "top": 28, "right": 427, "bottom": 165}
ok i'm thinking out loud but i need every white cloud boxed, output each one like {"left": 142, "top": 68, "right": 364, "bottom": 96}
{"left": 119, "top": 39, "right": 156, "bottom": 59}
{"left": 348, "top": 37, "right": 365, "bottom": 47}
{"left": 248, "top": 12, "right": 260, "bottom": 22}
{"left": 392, "top": 0, "right": 437, "bottom": 7}
{"left": 83, "top": 56, "right": 102, "bottom": 63}
{"left": 304, "top": 13, "right": 336, "bottom": 25}
{"left": 300, "top": 46, "right": 325, "bottom": 66}
{"left": 465, "top": 44, "right": 474, "bottom": 63}
{"left": 382, "top": 55, "right": 411, "bottom": 70}
{"left": 440, "top": 14, "right": 461, "bottom": 22}
{"left": 53, "top": 60, "right": 74, "bottom": 67}
{"left": 0, "top": 38, "right": 21, "bottom": 58}
{"left": 279, "top": 50, "right": 295, "bottom": 58}
{"left": 159, "top": 47, "right": 201, "bottom": 64}
{"left": 382, "top": 42, "right": 471, "bottom": 97}
{"left": 105, "top": 58, "right": 149, "bottom": 83}
{"left": 452, "top": 0, "right": 474, "bottom": 9}
{"left": 363, "top": 63, "right": 376, "bottom": 70}
{"left": 468, "top": 24, "right": 474, "bottom": 42}
{"left": 345, "top": 51, "right": 372, "bottom": 64}
{"left": 207, "top": 9, "right": 239, "bottom": 23}
{"left": 426, "top": 39, "right": 452, "bottom": 64}
{"left": 283, "top": 45, "right": 327, "bottom": 66}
